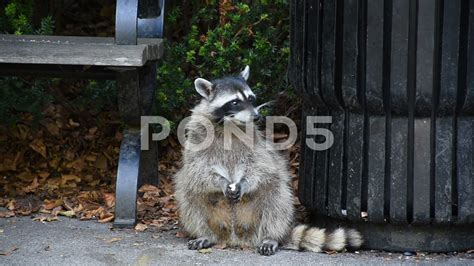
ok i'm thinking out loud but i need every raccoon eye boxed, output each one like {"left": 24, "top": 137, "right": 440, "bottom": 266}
{"left": 230, "top": 100, "right": 239, "bottom": 105}
{"left": 248, "top": 96, "right": 256, "bottom": 103}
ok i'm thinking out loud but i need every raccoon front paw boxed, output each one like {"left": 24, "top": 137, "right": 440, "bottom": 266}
{"left": 258, "top": 239, "right": 279, "bottom": 256}
{"left": 225, "top": 183, "right": 242, "bottom": 203}
{"left": 188, "top": 237, "right": 213, "bottom": 250}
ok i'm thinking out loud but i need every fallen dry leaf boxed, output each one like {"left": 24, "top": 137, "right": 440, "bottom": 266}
{"left": 60, "top": 175, "right": 81, "bottom": 185}
{"left": 198, "top": 248, "right": 212, "bottom": 254}
{"left": 138, "top": 184, "right": 159, "bottom": 193}
{"left": 98, "top": 214, "right": 114, "bottom": 223}
{"left": 17, "top": 172, "right": 35, "bottom": 182}
{"left": 135, "top": 223, "right": 148, "bottom": 232}
{"left": 0, "top": 211, "right": 15, "bottom": 218}
{"left": 23, "top": 178, "right": 40, "bottom": 193}
{"left": 43, "top": 199, "right": 64, "bottom": 210}
{"left": 85, "top": 155, "right": 97, "bottom": 162}
{"left": 51, "top": 206, "right": 63, "bottom": 216}
{"left": 104, "top": 237, "right": 122, "bottom": 244}
{"left": 6, "top": 200, "right": 15, "bottom": 210}
{"left": 58, "top": 210, "right": 75, "bottom": 217}
{"left": 15, "top": 124, "right": 29, "bottom": 140}
{"left": 69, "top": 119, "right": 80, "bottom": 127}
{"left": 175, "top": 231, "right": 188, "bottom": 238}
{"left": 0, "top": 246, "right": 18, "bottom": 256}
{"left": 32, "top": 215, "right": 59, "bottom": 223}
{"left": 29, "top": 139, "right": 47, "bottom": 158}
{"left": 45, "top": 123, "right": 60, "bottom": 136}
{"left": 38, "top": 172, "right": 50, "bottom": 179}
{"left": 95, "top": 155, "right": 108, "bottom": 171}
{"left": 103, "top": 193, "right": 115, "bottom": 208}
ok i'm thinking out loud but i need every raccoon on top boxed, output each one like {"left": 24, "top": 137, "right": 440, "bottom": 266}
{"left": 174, "top": 66, "right": 362, "bottom": 256}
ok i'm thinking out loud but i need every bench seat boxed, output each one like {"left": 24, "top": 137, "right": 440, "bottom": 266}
{"left": 0, "top": 34, "right": 164, "bottom": 67}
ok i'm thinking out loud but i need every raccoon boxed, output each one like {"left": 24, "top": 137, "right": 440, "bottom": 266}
{"left": 173, "top": 66, "right": 363, "bottom": 255}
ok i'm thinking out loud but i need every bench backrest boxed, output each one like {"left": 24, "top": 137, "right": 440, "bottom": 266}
{"left": 116, "top": 0, "right": 165, "bottom": 45}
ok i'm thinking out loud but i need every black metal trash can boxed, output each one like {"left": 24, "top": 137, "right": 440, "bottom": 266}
{"left": 290, "top": 0, "right": 474, "bottom": 252}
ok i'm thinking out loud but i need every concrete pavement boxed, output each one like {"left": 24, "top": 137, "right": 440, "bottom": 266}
{"left": 0, "top": 217, "right": 472, "bottom": 265}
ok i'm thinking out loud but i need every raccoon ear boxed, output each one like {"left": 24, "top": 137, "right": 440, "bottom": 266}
{"left": 194, "top": 78, "right": 214, "bottom": 99}
{"left": 240, "top": 65, "right": 250, "bottom": 81}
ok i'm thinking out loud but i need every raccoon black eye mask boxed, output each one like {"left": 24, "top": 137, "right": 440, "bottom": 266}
{"left": 212, "top": 97, "right": 257, "bottom": 123}
{"left": 173, "top": 66, "right": 363, "bottom": 255}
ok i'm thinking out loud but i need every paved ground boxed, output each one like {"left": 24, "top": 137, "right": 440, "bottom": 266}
{"left": 0, "top": 217, "right": 472, "bottom": 265}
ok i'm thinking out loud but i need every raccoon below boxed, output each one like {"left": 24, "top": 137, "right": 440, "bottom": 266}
{"left": 173, "top": 66, "right": 363, "bottom": 256}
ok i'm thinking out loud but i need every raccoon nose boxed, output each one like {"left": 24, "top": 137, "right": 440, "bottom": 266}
{"left": 253, "top": 114, "right": 262, "bottom": 122}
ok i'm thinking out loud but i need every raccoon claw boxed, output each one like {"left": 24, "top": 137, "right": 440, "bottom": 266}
{"left": 188, "top": 238, "right": 213, "bottom": 250}
{"left": 258, "top": 240, "right": 278, "bottom": 256}
{"left": 225, "top": 184, "right": 241, "bottom": 203}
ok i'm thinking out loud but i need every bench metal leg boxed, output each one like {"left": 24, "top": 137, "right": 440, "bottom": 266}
{"left": 113, "top": 62, "right": 159, "bottom": 228}
{"left": 139, "top": 128, "right": 159, "bottom": 187}
{"left": 113, "top": 127, "right": 159, "bottom": 228}
{"left": 113, "top": 129, "right": 141, "bottom": 228}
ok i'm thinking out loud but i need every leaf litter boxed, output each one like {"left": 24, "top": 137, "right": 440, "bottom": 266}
{"left": 0, "top": 84, "right": 303, "bottom": 235}
{"left": 0, "top": 98, "right": 180, "bottom": 232}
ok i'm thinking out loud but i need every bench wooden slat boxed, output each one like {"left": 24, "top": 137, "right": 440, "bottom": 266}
{"left": 0, "top": 35, "right": 163, "bottom": 67}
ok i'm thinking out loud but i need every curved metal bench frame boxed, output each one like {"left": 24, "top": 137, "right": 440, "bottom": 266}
{"left": 113, "top": 0, "right": 165, "bottom": 229}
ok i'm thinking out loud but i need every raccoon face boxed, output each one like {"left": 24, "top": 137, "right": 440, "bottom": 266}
{"left": 194, "top": 66, "right": 261, "bottom": 124}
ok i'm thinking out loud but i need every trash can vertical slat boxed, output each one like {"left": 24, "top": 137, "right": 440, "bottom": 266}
{"left": 299, "top": 107, "right": 317, "bottom": 207}
{"left": 455, "top": 0, "right": 474, "bottom": 224}
{"left": 341, "top": 0, "right": 365, "bottom": 221}
{"left": 434, "top": 0, "right": 462, "bottom": 224}
{"left": 462, "top": 3, "right": 474, "bottom": 115}
{"left": 456, "top": 118, "right": 473, "bottom": 223}
{"left": 341, "top": 0, "right": 361, "bottom": 112}
{"left": 390, "top": 0, "right": 410, "bottom": 115}
{"left": 413, "top": 119, "right": 432, "bottom": 224}
{"left": 320, "top": 0, "right": 342, "bottom": 110}
{"left": 367, "top": 117, "right": 387, "bottom": 222}
{"left": 366, "top": 0, "right": 385, "bottom": 114}
{"left": 306, "top": 0, "right": 325, "bottom": 106}
{"left": 327, "top": 111, "right": 346, "bottom": 218}
{"left": 412, "top": 0, "right": 436, "bottom": 224}
{"left": 434, "top": 117, "right": 454, "bottom": 224}
{"left": 390, "top": 118, "right": 409, "bottom": 223}
{"left": 298, "top": 108, "right": 309, "bottom": 206}
{"left": 365, "top": 0, "right": 386, "bottom": 223}
{"left": 346, "top": 114, "right": 365, "bottom": 220}
{"left": 389, "top": 0, "right": 410, "bottom": 224}
{"left": 313, "top": 109, "right": 330, "bottom": 214}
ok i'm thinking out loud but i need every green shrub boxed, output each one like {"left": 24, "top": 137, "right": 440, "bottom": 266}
{"left": 0, "top": 1, "right": 55, "bottom": 125}
{"left": 0, "top": 1, "right": 292, "bottom": 128}
{"left": 72, "top": 80, "right": 117, "bottom": 114}
{"left": 1, "top": 0, "right": 54, "bottom": 35}
{"left": 0, "top": 77, "right": 52, "bottom": 125}
{"left": 156, "top": 0, "right": 291, "bottom": 125}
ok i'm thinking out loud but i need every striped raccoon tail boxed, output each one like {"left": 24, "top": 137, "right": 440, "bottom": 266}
{"left": 285, "top": 225, "right": 363, "bottom": 252}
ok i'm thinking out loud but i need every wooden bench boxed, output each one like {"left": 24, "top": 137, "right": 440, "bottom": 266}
{"left": 0, "top": 0, "right": 166, "bottom": 228}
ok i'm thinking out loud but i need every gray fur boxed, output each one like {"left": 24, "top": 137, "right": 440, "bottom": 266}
{"left": 174, "top": 69, "right": 362, "bottom": 255}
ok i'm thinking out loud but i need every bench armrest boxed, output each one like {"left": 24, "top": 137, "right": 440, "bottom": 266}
{"left": 115, "top": 0, "right": 165, "bottom": 45}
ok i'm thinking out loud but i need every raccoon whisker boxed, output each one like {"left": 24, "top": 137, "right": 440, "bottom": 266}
{"left": 256, "top": 101, "right": 275, "bottom": 111}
